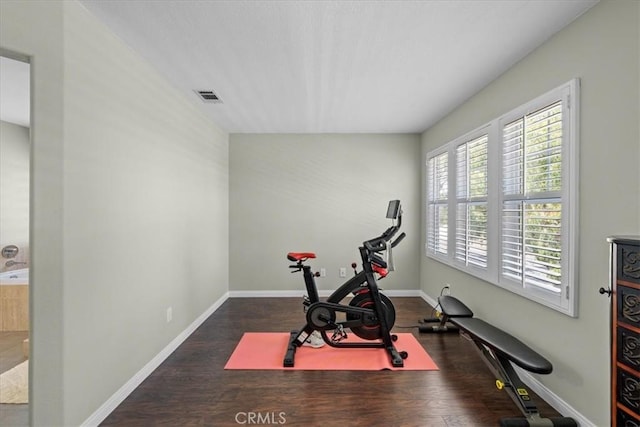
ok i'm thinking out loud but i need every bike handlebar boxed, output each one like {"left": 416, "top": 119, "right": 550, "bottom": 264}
{"left": 363, "top": 202, "right": 403, "bottom": 253}
{"left": 391, "top": 232, "right": 406, "bottom": 248}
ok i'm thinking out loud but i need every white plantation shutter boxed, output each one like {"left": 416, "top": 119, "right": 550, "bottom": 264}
{"left": 455, "top": 135, "right": 488, "bottom": 268}
{"left": 502, "top": 201, "right": 523, "bottom": 281}
{"left": 501, "top": 101, "right": 563, "bottom": 293}
{"left": 503, "top": 119, "right": 524, "bottom": 196}
{"left": 427, "top": 152, "right": 448, "bottom": 255}
{"left": 523, "top": 202, "right": 562, "bottom": 291}
{"left": 425, "top": 79, "right": 577, "bottom": 316}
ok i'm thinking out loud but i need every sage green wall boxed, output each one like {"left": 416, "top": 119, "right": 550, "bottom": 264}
{"left": 1, "top": 1, "right": 65, "bottom": 424}
{"left": 229, "top": 133, "right": 421, "bottom": 294}
{"left": 1, "top": 1, "right": 229, "bottom": 425}
{"left": 420, "top": 1, "right": 639, "bottom": 425}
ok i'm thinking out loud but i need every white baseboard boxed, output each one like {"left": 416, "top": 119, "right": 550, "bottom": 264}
{"left": 229, "top": 289, "right": 422, "bottom": 298}
{"left": 83, "top": 290, "right": 592, "bottom": 426}
{"left": 228, "top": 290, "right": 307, "bottom": 298}
{"left": 515, "top": 368, "right": 595, "bottom": 427}
{"left": 81, "top": 291, "right": 230, "bottom": 427}
{"left": 383, "top": 289, "right": 422, "bottom": 297}
{"left": 82, "top": 288, "right": 419, "bottom": 425}
{"left": 419, "top": 290, "right": 437, "bottom": 308}
{"left": 419, "top": 291, "right": 593, "bottom": 426}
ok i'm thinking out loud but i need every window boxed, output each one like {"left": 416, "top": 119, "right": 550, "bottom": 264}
{"left": 501, "top": 102, "right": 563, "bottom": 292}
{"left": 426, "top": 151, "right": 448, "bottom": 256}
{"left": 456, "top": 134, "right": 488, "bottom": 269}
{"left": 425, "top": 80, "right": 579, "bottom": 316}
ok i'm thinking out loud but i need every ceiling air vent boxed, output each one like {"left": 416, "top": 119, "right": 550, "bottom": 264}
{"left": 194, "top": 90, "right": 222, "bottom": 104}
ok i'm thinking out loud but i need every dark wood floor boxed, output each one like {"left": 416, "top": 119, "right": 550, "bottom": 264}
{"left": 0, "top": 331, "right": 29, "bottom": 427}
{"left": 101, "top": 297, "right": 561, "bottom": 426}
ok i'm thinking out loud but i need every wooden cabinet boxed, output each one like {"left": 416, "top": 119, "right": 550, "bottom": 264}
{"left": 0, "top": 285, "right": 29, "bottom": 331}
{"left": 607, "top": 236, "right": 640, "bottom": 426}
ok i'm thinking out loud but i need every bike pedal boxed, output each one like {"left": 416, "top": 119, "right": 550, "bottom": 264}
{"left": 331, "top": 325, "right": 348, "bottom": 343}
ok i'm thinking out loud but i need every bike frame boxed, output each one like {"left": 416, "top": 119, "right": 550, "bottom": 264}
{"left": 284, "top": 246, "right": 404, "bottom": 367}
{"left": 283, "top": 200, "right": 406, "bottom": 368}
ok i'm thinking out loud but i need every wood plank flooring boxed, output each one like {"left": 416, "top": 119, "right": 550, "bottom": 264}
{"left": 0, "top": 331, "right": 29, "bottom": 427}
{"left": 101, "top": 297, "right": 562, "bottom": 426}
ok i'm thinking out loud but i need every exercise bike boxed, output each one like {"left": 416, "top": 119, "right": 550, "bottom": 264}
{"left": 283, "top": 200, "right": 408, "bottom": 368}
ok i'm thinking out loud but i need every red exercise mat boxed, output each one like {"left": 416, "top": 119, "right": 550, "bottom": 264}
{"left": 224, "top": 332, "right": 438, "bottom": 371}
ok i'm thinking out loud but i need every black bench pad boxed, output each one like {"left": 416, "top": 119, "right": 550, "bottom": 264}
{"left": 439, "top": 295, "right": 474, "bottom": 318}
{"left": 452, "top": 317, "right": 553, "bottom": 375}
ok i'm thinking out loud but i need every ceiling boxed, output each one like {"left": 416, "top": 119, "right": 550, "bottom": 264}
{"left": 2, "top": 1, "right": 598, "bottom": 133}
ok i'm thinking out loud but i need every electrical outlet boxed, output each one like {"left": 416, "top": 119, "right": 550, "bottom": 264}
{"left": 166, "top": 306, "right": 173, "bottom": 323}
{"left": 320, "top": 268, "right": 326, "bottom": 277}
{"left": 339, "top": 267, "right": 347, "bottom": 278}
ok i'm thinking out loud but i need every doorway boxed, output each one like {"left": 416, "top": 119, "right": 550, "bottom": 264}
{"left": 0, "top": 54, "right": 30, "bottom": 426}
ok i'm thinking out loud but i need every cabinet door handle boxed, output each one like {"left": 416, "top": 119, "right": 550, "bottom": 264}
{"left": 599, "top": 287, "right": 612, "bottom": 297}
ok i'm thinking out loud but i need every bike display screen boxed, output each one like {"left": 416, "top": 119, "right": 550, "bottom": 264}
{"left": 386, "top": 200, "right": 400, "bottom": 219}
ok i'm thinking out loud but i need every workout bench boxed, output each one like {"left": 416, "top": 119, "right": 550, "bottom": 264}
{"left": 422, "top": 295, "right": 577, "bottom": 427}
{"left": 419, "top": 294, "right": 474, "bottom": 333}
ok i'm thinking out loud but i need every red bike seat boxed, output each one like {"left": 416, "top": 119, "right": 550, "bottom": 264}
{"left": 287, "top": 252, "right": 316, "bottom": 262}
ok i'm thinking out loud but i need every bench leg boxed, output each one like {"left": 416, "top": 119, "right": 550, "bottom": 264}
{"left": 469, "top": 341, "right": 577, "bottom": 427}
{"left": 419, "top": 314, "right": 460, "bottom": 333}
{"left": 500, "top": 415, "right": 577, "bottom": 427}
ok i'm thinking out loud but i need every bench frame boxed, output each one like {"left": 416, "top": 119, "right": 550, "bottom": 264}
{"left": 421, "top": 295, "right": 577, "bottom": 427}
{"left": 464, "top": 332, "right": 549, "bottom": 424}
